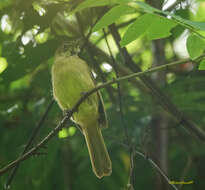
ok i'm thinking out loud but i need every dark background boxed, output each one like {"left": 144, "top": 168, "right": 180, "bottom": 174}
{"left": 1, "top": 0, "right": 205, "bottom": 189}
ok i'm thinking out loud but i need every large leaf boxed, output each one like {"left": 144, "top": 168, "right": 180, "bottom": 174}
{"left": 120, "top": 14, "right": 152, "bottom": 46}
{"left": 136, "top": 1, "right": 205, "bottom": 33}
{"left": 93, "top": 4, "right": 135, "bottom": 32}
{"left": 146, "top": 14, "right": 177, "bottom": 40}
{"left": 186, "top": 34, "right": 205, "bottom": 60}
{"left": 70, "top": 0, "right": 131, "bottom": 15}
{"left": 120, "top": 13, "right": 176, "bottom": 46}
{"left": 135, "top": 1, "right": 160, "bottom": 14}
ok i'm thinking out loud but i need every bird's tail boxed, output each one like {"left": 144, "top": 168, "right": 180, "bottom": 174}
{"left": 83, "top": 125, "right": 112, "bottom": 178}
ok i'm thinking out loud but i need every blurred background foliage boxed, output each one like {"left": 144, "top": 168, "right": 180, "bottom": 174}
{"left": 1, "top": 0, "right": 205, "bottom": 190}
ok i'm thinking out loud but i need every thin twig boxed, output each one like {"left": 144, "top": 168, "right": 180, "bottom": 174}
{"left": 95, "top": 18, "right": 136, "bottom": 44}
{"left": 103, "top": 28, "right": 129, "bottom": 141}
{"left": 78, "top": 11, "right": 102, "bottom": 53}
{"left": 134, "top": 150, "right": 179, "bottom": 190}
{"left": 109, "top": 24, "right": 205, "bottom": 142}
{"left": 103, "top": 28, "right": 135, "bottom": 188}
{"left": 0, "top": 113, "right": 69, "bottom": 176}
{"left": 77, "top": 13, "right": 116, "bottom": 102}
{"left": 1, "top": 55, "right": 205, "bottom": 176}
{"left": 4, "top": 99, "right": 55, "bottom": 189}
{"left": 113, "top": 141, "right": 178, "bottom": 190}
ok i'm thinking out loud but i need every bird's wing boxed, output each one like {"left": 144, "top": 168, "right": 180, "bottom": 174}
{"left": 84, "top": 58, "right": 108, "bottom": 129}
{"left": 97, "top": 91, "right": 108, "bottom": 129}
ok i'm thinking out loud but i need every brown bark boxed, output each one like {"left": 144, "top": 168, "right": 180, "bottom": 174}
{"left": 150, "top": 39, "right": 169, "bottom": 190}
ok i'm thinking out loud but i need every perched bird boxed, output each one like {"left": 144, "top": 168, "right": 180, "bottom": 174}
{"left": 51, "top": 43, "right": 112, "bottom": 178}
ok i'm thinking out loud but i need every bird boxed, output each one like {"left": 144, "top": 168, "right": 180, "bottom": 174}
{"left": 51, "top": 43, "right": 112, "bottom": 178}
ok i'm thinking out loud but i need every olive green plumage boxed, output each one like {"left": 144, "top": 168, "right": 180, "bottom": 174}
{"left": 51, "top": 46, "right": 112, "bottom": 178}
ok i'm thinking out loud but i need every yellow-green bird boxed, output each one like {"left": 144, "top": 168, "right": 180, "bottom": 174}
{"left": 51, "top": 44, "right": 112, "bottom": 178}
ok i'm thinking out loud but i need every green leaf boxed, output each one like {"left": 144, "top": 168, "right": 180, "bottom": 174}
{"left": 71, "top": 0, "right": 131, "bottom": 15}
{"left": 169, "top": 13, "right": 205, "bottom": 31}
{"left": 186, "top": 34, "right": 205, "bottom": 59}
{"left": 184, "top": 20, "right": 205, "bottom": 31}
{"left": 58, "top": 128, "right": 69, "bottom": 138}
{"left": 135, "top": 1, "right": 160, "bottom": 14}
{"left": 1, "top": 40, "right": 58, "bottom": 84}
{"left": 120, "top": 14, "right": 153, "bottom": 46}
{"left": 146, "top": 15, "right": 177, "bottom": 40}
{"left": 199, "top": 59, "right": 205, "bottom": 70}
{"left": 136, "top": 1, "right": 205, "bottom": 33}
{"left": 93, "top": 5, "right": 135, "bottom": 32}
{"left": 120, "top": 13, "right": 176, "bottom": 46}
{"left": 0, "top": 57, "right": 8, "bottom": 74}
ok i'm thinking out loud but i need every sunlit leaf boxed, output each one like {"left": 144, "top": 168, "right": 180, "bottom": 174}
{"left": 0, "top": 57, "right": 8, "bottom": 74}
{"left": 136, "top": 1, "right": 205, "bottom": 33}
{"left": 199, "top": 59, "right": 205, "bottom": 70}
{"left": 146, "top": 15, "right": 177, "bottom": 40}
{"left": 186, "top": 34, "right": 205, "bottom": 59}
{"left": 68, "top": 126, "right": 76, "bottom": 136}
{"left": 120, "top": 14, "right": 152, "bottom": 46}
{"left": 93, "top": 5, "right": 135, "bottom": 32}
{"left": 35, "top": 31, "right": 49, "bottom": 44}
{"left": 135, "top": 1, "right": 160, "bottom": 13}
{"left": 120, "top": 13, "right": 176, "bottom": 46}
{"left": 71, "top": 0, "right": 131, "bottom": 15}
{"left": 58, "top": 128, "right": 69, "bottom": 138}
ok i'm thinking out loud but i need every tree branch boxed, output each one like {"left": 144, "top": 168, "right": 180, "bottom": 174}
{"left": 134, "top": 150, "right": 179, "bottom": 190}
{"left": 109, "top": 24, "right": 205, "bottom": 142}
{"left": 4, "top": 99, "right": 55, "bottom": 189}
{"left": 1, "top": 56, "right": 205, "bottom": 176}
{"left": 114, "top": 141, "right": 178, "bottom": 190}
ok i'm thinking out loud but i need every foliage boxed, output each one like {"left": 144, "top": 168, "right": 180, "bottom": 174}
{"left": 1, "top": 0, "right": 205, "bottom": 190}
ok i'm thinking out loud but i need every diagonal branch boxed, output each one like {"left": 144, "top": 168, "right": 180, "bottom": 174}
{"left": 4, "top": 99, "right": 55, "bottom": 189}
{"left": 109, "top": 24, "right": 205, "bottom": 142}
{"left": 134, "top": 150, "right": 179, "bottom": 190}
{"left": 113, "top": 141, "right": 178, "bottom": 190}
{"left": 1, "top": 56, "right": 205, "bottom": 176}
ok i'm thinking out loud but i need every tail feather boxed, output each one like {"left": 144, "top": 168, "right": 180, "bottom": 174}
{"left": 83, "top": 125, "right": 112, "bottom": 178}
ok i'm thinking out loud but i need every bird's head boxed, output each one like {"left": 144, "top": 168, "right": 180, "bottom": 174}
{"left": 55, "top": 39, "right": 83, "bottom": 58}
